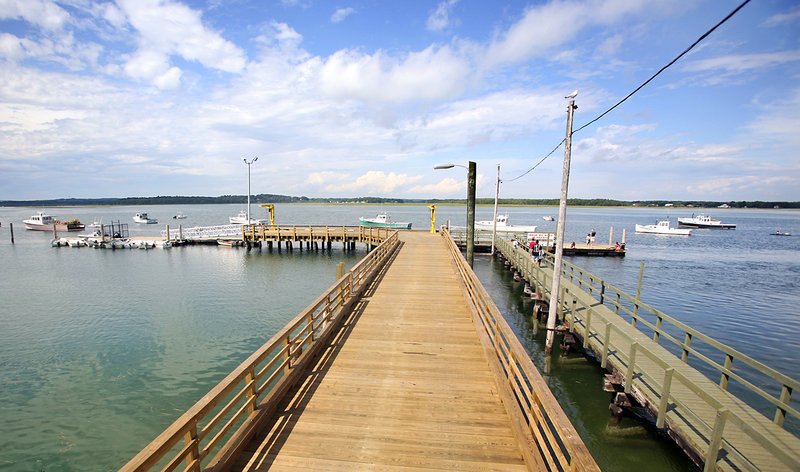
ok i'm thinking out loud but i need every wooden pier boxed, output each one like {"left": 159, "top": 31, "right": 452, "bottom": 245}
{"left": 121, "top": 230, "right": 598, "bottom": 471}
{"left": 495, "top": 237, "right": 800, "bottom": 471}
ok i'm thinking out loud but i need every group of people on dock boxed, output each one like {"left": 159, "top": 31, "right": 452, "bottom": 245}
{"left": 512, "top": 237, "right": 544, "bottom": 265}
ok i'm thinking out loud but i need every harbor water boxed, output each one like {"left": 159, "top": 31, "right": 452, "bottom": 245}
{"left": 0, "top": 204, "right": 797, "bottom": 471}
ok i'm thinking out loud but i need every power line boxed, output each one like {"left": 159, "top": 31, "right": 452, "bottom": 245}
{"left": 503, "top": 0, "right": 752, "bottom": 183}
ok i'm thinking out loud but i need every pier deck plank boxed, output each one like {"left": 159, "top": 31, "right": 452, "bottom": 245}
{"left": 232, "top": 232, "right": 527, "bottom": 471}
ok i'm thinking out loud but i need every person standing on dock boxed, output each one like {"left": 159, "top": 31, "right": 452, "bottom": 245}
{"left": 590, "top": 228, "right": 596, "bottom": 246}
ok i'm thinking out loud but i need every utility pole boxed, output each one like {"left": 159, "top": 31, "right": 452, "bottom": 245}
{"left": 546, "top": 93, "right": 577, "bottom": 354}
{"left": 491, "top": 164, "right": 500, "bottom": 256}
{"left": 466, "top": 161, "right": 476, "bottom": 267}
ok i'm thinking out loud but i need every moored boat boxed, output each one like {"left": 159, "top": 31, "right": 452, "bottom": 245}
{"left": 635, "top": 220, "right": 692, "bottom": 236}
{"left": 771, "top": 231, "right": 791, "bottom": 236}
{"left": 133, "top": 212, "right": 158, "bottom": 224}
{"left": 24, "top": 212, "right": 85, "bottom": 231}
{"left": 677, "top": 214, "right": 736, "bottom": 229}
{"left": 542, "top": 215, "right": 555, "bottom": 221}
{"left": 229, "top": 210, "right": 266, "bottom": 225}
{"left": 475, "top": 214, "right": 537, "bottom": 232}
{"left": 358, "top": 213, "right": 412, "bottom": 229}
{"left": 173, "top": 212, "right": 188, "bottom": 219}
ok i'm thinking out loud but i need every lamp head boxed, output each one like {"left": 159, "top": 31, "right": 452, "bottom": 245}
{"left": 433, "top": 163, "right": 455, "bottom": 170}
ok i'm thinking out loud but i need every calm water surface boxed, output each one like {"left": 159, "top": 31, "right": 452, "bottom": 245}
{"left": 0, "top": 204, "right": 797, "bottom": 471}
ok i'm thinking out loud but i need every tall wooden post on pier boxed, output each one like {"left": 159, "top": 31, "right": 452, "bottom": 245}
{"left": 466, "top": 161, "right": 476, "bottom": 267}
{"left": 546, "top": 92, "right": 577, "bottom": 354}
{"left": 491, "top": 164, "right": 500, "bottom": 255}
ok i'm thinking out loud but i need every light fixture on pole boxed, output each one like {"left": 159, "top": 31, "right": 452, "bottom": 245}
{"left": 434, "top": 162, "right": 476, "bottom": 266}
{"left": 242, "top": 156, "right": 258, "bottom": 223}
{"left": 545, "top": 92, "right": 577, "bottom": 354}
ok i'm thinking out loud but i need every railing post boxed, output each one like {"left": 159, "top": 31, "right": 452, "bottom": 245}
{"left": 657, "top": 368, "right": 675, "bottom": 428}
{"left": 615, "top": 293, "right": 620, "bottom": 315}
{"left": 682, "top": 333, "right": 692, "bottom": 363}
{"left": 184, "top": 426, "right": 200, "bottom": 472}
{"left": 774, "top": 385, "right": 792, "bottom": 426}
{"left": 583, "top": 309, "right": 592, "bottom": 348}
{"left": 245, "top": 366, "right": 256, "bottom": 415}
{"left": 653, "top": 316, "right": 662, "bottom": 343}
{"left": 599, "top": 283, "right": 605, "bottom": 305}
{"left": 625, "top": 342, "right": 638, "bottom": 394}
{"left": 601, "top": 323, "right": 612, "bottom": 368}
{"left": 720, "top": 354, "right": 733, "bottom": 390}
{"left": 704, "top": 408, "right": 729, "bottom": 472}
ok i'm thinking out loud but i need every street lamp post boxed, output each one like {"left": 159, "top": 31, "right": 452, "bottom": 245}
{"left": 434, "top": 161, "right": 476, "bottom": 266}
{"left": 242, "top": 156, "right": 258, "bottom": 223}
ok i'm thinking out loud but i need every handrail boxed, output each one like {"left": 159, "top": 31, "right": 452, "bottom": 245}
{"left": 494, "top": 236, "right": 800, "bottom": 471}
{"left": 496, "top": 235, "right": 799, "bottom": 429}
{"left": 120, "top": 231, "right": 400, "bottom": 472}
{"left": 441, "top": 228, "right": 600, "bottom": 471}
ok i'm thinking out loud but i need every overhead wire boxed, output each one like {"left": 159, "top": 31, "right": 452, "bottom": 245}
{"left": 502, "top": 0, "right": 752, "bottom": 183}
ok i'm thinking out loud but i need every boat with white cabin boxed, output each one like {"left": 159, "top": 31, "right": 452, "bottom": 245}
{"left": 358, "top": 213, "right": 412, "bottom": 229}
{"left": 173, "top": 212, "right": 187, "bottom": 219}
{"left": 133, "top": 212, "right": 158, "bottom": 224}
{"left": 229, "top": 210, "right": 266, "bottom": 225}
{"left": 677, "top": 214, "right": 735, "bottom": 229}
{"left": 475, "top": 214, "right": 537, "bottom": 233}
{"left": 24, "top": 212, "right": 85, "bottom": 231}
{"left": 635, "top": 220, "right": 692, "bottom": 236}
{"left": 542, "top": 215, "right": 555, "bottom": 221}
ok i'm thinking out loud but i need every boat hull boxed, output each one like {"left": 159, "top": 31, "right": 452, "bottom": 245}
{"left": 358, "top": 218, "right": 412, "bottom": 229}
{"left": 635, "top": 224, "right": 691, "bottom": 236}
{"left": 24, "top": 222, "right": 84, "bottom": 231}
{"left": 677, "top": 222, "right": 736, "bottom": 229}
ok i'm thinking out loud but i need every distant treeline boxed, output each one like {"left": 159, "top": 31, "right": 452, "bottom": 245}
{"left": 0, "top": 195, "right": 797, "bottom": 209}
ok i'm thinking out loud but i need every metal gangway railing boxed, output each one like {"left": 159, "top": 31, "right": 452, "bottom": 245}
{"left": 160, "top": 224, "right": 244, "bottom": 240}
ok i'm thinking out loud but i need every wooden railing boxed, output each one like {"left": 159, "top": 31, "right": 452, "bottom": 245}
{"left": 441, "top": 228, "right": 600, "bottom": 471}
{"left": 120, "top": 231, "right": 400, "bottom": 472}
{"left": 242, "top": 224, "right": 390, "bottom": 246}
{"left": 494, "top": 236, "right": 800, "bottom": 471}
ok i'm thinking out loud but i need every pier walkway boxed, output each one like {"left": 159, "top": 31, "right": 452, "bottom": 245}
{"left": 495, "top": 237, "right": 800, "bottom": 471}
{"left": 121, "top": 230, "right": 598, "bottom": 471}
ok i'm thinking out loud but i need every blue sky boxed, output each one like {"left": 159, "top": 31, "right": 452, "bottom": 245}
{"left": 0, "top": 0, "right": 798, "bottom": 201}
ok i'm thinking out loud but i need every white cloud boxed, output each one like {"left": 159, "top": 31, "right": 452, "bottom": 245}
{"left": 319, "top": 44, "right": 470, "bottom": 103}
{"left": 408, "top": 177, "right": 464, "bottom": 195}
{"left": 331, "top": 7, "right": 355, "bottom": 23}
{"left": 0, "top": 0, "right": 69, "bottom": 30}
{"left": 305, "top": 171, "right": 348, "bottom": 185}
{"left": 483, "top": 0, "right": 662, "bottom": 67}
{"left": 762, "top": 7, "right": 800, "bottom": 27}
{"left": 686, "top": 176, "right": 797, "bottom": 196}
{"left": 116, "top": 0, "right": 246, "bottom": 86}
{"left": 324, "top": 171, "right": 423, "bottom": 194}
{"left": 427, "top": 0, "right": 458, "bottom": 32}
{"left": 683, "top": 50, "right": 800, "bottom": 74}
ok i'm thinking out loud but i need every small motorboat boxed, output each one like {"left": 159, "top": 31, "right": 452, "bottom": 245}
{"left": 678, "top": 214, "right": 735, "bottom": 229}
{"left": 542, "top": 215, "right": 555, "bottom": 221}
{"left": 771, "top": 231, "right": 791, "bottom": 236}
{"left": 218, "top": 239, "right": 236, "bottom": 247}
{"left": 173, "top": 212, "right": 188, "bottom": 219}
{"left": 475, "top": 214, "right": 537, "bottom": 232}
{"left": 359, "top": 213, "right": 412, "bottom": 229}
{"left": 133, "top": 212, "right": 158, "bottom": 224}
{"left": 635, "top": 220, "right": 691, "bottom": 236}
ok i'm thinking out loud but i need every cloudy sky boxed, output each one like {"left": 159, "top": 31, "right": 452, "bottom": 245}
{"left": 0, "top": 0, "right": 798, "bottom": 201}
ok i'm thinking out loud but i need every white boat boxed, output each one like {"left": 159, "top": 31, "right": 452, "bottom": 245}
{"left": 358, "top": 213, "right": 412, "bottom": 229}
{"left": 24, "top": 212, "right": 85, "bottom": 231}
{"left": 88, "top": 220, "right": 102, "bottom": 228}
{"left": 475, "top": 214, "right": 537, "bottom": 232}
{"left": 229, "top": 210, "right": 266, "bottom": 225}
{"left": 635, "top": 220, "right": 692, "bottom": 236}
{"left": 678, "top": 214, "right": 735, "bottom": 229}
{"left": 173, "top": 212, "right": 187, "bottom": 219}
{"left": 542, "top": 216, "right": 555, "bottom": 221}
{"left": 133, "top": 212, "right": 158, "bottom": 224}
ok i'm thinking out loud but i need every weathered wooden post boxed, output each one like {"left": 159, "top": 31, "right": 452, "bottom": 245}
{"left": 9, "top": 223, "right": 14, "bottom": 243}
